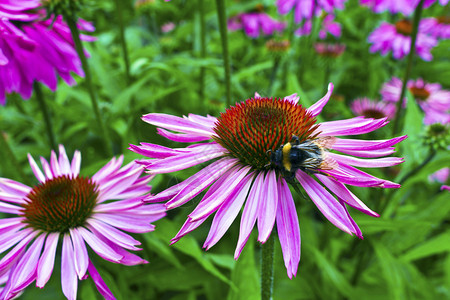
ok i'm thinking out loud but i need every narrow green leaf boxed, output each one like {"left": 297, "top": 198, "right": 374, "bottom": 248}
{"left": 401, "top": 230, "right": 450, "bottom": 262}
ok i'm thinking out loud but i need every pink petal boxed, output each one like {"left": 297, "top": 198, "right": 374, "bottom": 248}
{"left": 76, "top": 227, "right": 123, "bottom": 263}
{"left": 329, "top": 153, "right": 404, "bottom": 168}
{"left": 234, "top": 172, "right": 264, "bottom": 259}
{"left": 203, "top": 172, "right": 254, "bottom": 250}
{"left": 142, "top": 113, "right": 214, "bottom": 136}
{"left": 87, "top": 219, "right": 141, "bottom": 251}
{"left": 27, "top": 154, "right": 45, "bottom": 183}
{"left": 70, "top": 150, "right": 81, "bottom": 176}
{"left": 257, "top": 170, "right": 278, "bottom": 243}
{"left": 36, "top": 232, "right": 59, "bottom": 288}
{"left": 61, "top": 234, "right": 78, "bottom": 300}
{"left": 276, "top": 178, "right": 301, "bottom": 279}
{"left": 307, "top": 83, "right": 334, "bottom": 117}
{"left": 69, "top": 228, "right": 89, "bottom": 280}
{"left": 87, "top": 260, "right": 116, "bottom": 300}
{"left": 296, "top": 170, "right": 357, "bottom": 235}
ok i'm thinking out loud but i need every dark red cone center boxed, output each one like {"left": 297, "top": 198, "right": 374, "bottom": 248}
{"left": 22, "top": 175, "right": 98, "bottom": 233}
{"left": 213, "top": 97, "right": 319, "bottom": 170}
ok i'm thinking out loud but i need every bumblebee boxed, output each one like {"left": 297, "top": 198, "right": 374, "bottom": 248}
{"left": 268, "top": 135, "right": 336, "bottom": 179}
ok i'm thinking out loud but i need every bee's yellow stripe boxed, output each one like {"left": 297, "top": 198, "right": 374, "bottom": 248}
{"left": 282, "top": 143, "right": 292, "bottom": 172}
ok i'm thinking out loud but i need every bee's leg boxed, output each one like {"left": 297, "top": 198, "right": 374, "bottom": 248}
{"left": 303, "top": 168, "right": 336, "bottom": 180}
{"left": 290, "top": 135, "right": 300, "bottom": 145}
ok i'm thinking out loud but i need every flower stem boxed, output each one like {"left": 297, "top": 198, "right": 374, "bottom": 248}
{"left": 261, "top": 233, "right": 275, "bottom": 300}
{"left": 399, "top": 150, "right": 436, "bottom": 186}
{"left": 0, "top": 131, "right": 28, "bottom": 184}
{"left": 63, "top": 14, "right": 112, "bottom": 156}
{"left": 114, "top": 0, "right": 131, "bottom": 84}
{"left": 268, "top": 57, "right": 281, "bottom": 95}
{"left": 391, "top": 0, "right": 425, "bottom": 135}
{"left": 34, "top": 82, "right": 57, "bottom": 150}
{"left": 215, "top": 0, "right": 232, "bottom": 107}
{"left": 199, "top": 0, "right": 207, "bottom": 107}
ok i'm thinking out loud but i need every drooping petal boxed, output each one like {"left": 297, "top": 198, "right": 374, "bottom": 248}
{"left": 235, "top": 172, "right": 265, "bottom": 259}
{"left": 307, "top": 83, "right": 334, "bottom": 117}
{"left": 76, "top": 227, "right": 123, "bottom": 263}
{"left": 87, "top": 260, "right": 116, "bottom": 300}
{"left": 276, "top": 178, "right": 301, "bottom": 279}
{"left": 69, "top": 228, "right": 89, "bottom": 280}
{"left": 61, "top": 234, "right": 77, "bottom": 300}
{"left": 86, "top": 219, "right": 141, "bottom": 251}
{"left": 203, "top": 172, "right": 254, "bottom": 250}
{"left": 36, "top": 233, "right": 59, "bottom": 288}
{"left": 296, "top": 170, "right": 358, "bottom": 235}
{"left": 142, "top": 113, "right": 214, "bottom": 136}
{"left": 257, "top": 170, "right": 278, "bottom": 243}
{"left": 329, "top": 153, "right": 404, "bottom": 168}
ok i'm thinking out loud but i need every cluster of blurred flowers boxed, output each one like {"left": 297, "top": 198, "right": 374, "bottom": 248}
{"left": 0, "top": 0, "right": 94, "bottom": 104}
{"left": 366, "top": 0, "right": 449, "bottom": 61}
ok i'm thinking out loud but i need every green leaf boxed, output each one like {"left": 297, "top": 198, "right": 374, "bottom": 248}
{"left": 227, "top": 234, "right": 259, "bottom": 300}
{"left": 401, "top": 230, "right": 450, "bottom": 262}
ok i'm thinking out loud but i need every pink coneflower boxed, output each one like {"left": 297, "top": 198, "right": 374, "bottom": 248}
{"left": 130, "top": 83, "right": 406, "bottom": 278}
{"left": 277, "top": 0, "right": 346, "bottom": 23}
{"left": 227, "top": 12, "right": 286, "bottom": 38}
{"left": 295, "top": 13, "right": 341, "bottom": 38}
{"left": 0, "top": 14, "right": 95, "bottom": 104}
{"left": 420, "top": 17, "right": 450, "bottom": 39}
{"left": 0, "top": 145, "right": 166, "bottom": 299}
{"left": 360, "top": 0, "right": 448, "bottom": 16}
{"left": 429, "top": 168, "right": 450, "bottom": 191}
{"left": 161, "top": 22, "right": 175, "bottom": 33}
{"left": 381, "top": 77, "right": 450, "bottom": 125}
{"left": 314, "top": 42, "right": 346, "bottom": 57}
{"left": 368, "top": 20, "right": 438, "bottom": 61}
{"left": 351, "top": 98, "right": 396, "bottom": 120}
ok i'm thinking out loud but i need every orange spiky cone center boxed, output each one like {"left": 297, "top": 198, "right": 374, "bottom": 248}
{"left": 213, "top": 97, "right": 319, "bottom": 170}
{"left": 22, "top": 175, "right": 98, "bottom": 233}
{"left": 395, "top": 19, "right": 413, "bottom": 36}
{"left": 409, "top": 86, "right": 430, "bottom": 101}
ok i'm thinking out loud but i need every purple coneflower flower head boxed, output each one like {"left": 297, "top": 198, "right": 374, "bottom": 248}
{"left": 130, "top": 83, "right": 406, "bottom": 278}
{"left": 318, "top": 14, "right": 341, "bottom": 39}
{"left": 360, "top": 0, "right": 447, "bottom": 16}
{"left": 0, "top": 0, "right": 41, "bottom": 21}
{"left": 420, "top": 17, "right": 450, "bottom": 39}
{"left": 161, "top": 22, "right": 175, "bottom": 33}
{"left": 0, "top": 145, "right": 166, "bottom": 300}
{"left": 429, "top": 168, "right": 449, "bottom": 184}
{"left": 227, "top": 12, "right": 286, "bottom": 38}
{"left": 351, "top": 98, "right": 396, "bottom": 120}
{"left": 0, "top": 15, "right": 95, "bottom": 104}
{"left": 277, "top": 0, "right": 346, "bottom": 24}
{"left": 295, "top": 13, "right": 341, "bottom": 38}
{"left": 381, "top": 77, "right": 450, "bottom": 125}
{"left": 314, "top": 42, "right": 346, "bottom": 57}
{"left": 368, "top": 20, "right": 438, "bottom": 61}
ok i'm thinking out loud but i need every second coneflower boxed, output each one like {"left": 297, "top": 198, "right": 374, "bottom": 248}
{"left": 130, "top": 83, "right": 406, "bottom": 278}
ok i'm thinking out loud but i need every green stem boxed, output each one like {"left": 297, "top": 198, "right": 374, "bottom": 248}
{"left": 268, "top": 57, "right": 281, "bottom": 96}
{"left": 0, "top": 131, "right": 28, "bottom": 184}
{"left": 34, "top": 82, "right": 57, "bottom": 150}
{"left": 399, "top": 150, "right": 436, "bottom": 186}
{"left": 215, "top": 0, "right": 232, "bottom": 107}
{"left": 114, "top": 0, "right": 131, "bottom": 84}
{"left": 391, "top": 0, "right": 425, "bottom": 135}
{"left": 199, "top": 0, "right": 207, "bottom": 107}
{"left": 261, "top": 233, "right": 275, "bottom": 300}
{"left": 63, "top": 14, "right": 112, "bottom": 156}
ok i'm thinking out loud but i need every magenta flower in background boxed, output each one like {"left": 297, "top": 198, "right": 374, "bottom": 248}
{"left": 319, "top": 14, "right": 342, "bottom": 39}
{"left": 227, "top": 12, "right": 286, "bottom": 38}
{"left": 161, "top": 22, "right": 175, "bottom": 33}
{"left": 295, "top": 13, "right": 341, "bottom": 38}
{"left": 360, "top": 0, "right": 448, "bottom": 16}
{"left": 314, "top": 42, "right": 346, "bottom": 57}
{"left": 277, "top": 0, "right": 346, "bottom": 23}
{"left": 0, "top": 145, "right": 166, "bottom": 299}
{"left": 420, "top": 17, "right": 450, "bottom": 39}
{"left": 130, "top": 83, "right": 405, "bottom": 278}
{"left": 351, "top": 98, "right": 396, "bottom": 120}
{"left": 368, "top": 20, "right": 438, "bottom": 61}
{"left": 0, "top": 7, "right": 96, "bottom": 104}
{"left": 381, "top": 77, "right": 450, "bottom": 125}
{"left": 429, "top": 168, "right": 450, "bottom": 191}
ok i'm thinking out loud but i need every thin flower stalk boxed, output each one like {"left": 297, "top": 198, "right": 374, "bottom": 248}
{"left": 215, "top": 0, "right": 232, "bottom": 107}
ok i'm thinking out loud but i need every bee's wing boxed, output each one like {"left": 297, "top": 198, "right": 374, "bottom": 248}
{"left": 314, "top": 136, "right": 337, "bottom": 150}
{"left": 319, "top": 155, "right": 338, "bottom": 170}
{"left": 293, "top": 141, "right": 319, "bottom": 152}
{"left": 298, "top": 157, "right": 322, "bottom": 169}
